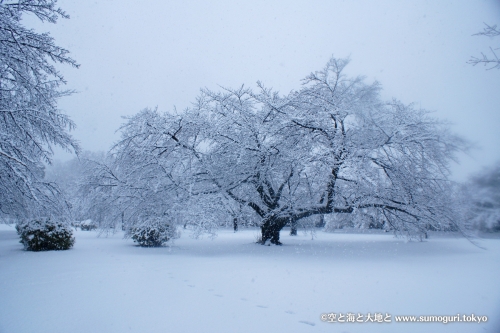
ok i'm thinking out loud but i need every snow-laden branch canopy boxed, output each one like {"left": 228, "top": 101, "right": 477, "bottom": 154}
{"left": 84, "top": 57, "right": 468, "bottom": 243}
{"left": 0, "top": 0, "right": 79, "bottom": 219}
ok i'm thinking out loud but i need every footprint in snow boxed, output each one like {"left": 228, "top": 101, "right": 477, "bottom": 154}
{"left": 299, "top": 320, "right": 315, "bottom": 326}
{"left": 240, "top": 298, "right": 247, "bottom": 301}
{"left": 187, "top": 285, "right": 195, "bottom": 288}
{"left": 256, "top": 305, "right": 268, "bottom": 308}
{"left": 285, "top": 310, "right": 295, "bottom": 314}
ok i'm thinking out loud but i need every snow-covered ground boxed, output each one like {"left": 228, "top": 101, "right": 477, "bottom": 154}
{"left": 0, "top": 224, "right": 499, "bottom": 333}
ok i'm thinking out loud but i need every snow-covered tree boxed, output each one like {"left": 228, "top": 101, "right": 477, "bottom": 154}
{"left": 77, "top": 117, "right": 188, "bottom": 240}
{"left": 86, "top": 57, "right": 467, "bottom": 244}
{"left": 44, "top": 151, "right": 106, "bottom": 224}
{"left": 278, "top": 58, "right": 467, "bottom": 241}
{"left": 0, "top": 0, "right": 79, "bottom": 220}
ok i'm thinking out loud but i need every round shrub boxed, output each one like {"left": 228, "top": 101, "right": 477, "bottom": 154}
{"left": 16, "top": 218, "right": 75, "bottom": 251}
{"left": 79, "top": 219, "right": 97, "bottom": 231}
{"left": 128, "top": 217, "right": 179, "bottom": 247}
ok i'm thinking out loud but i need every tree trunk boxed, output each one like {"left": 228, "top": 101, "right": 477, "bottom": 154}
{"left": 289, "top": 216, "right": 297, "bottom": 236}
{"left": 260, "top": 217, "right": 287, "bottom": 245}
{"left": 233, "top": 218, "right": 238, "bottom": 232}
{"left": 315, "top": 214, "right": 325, "bottom": 228}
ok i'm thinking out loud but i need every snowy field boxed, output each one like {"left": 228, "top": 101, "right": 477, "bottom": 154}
{"left": 1, "top": 224, "right": 499, "bottom": 333}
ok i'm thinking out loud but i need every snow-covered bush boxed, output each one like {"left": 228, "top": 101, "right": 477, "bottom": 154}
{"left": 16, "top": 218, "right": 75, "bottom": 251}
{"left": 79, "top": 219, "right": 97, "bottom": 231}
{"left": 127, "top": 217, "right": 179, "bottom": 247}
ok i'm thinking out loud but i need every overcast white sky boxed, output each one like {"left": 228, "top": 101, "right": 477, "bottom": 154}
{"left": 26, "top": 0, "right": 500, "bottom": 181}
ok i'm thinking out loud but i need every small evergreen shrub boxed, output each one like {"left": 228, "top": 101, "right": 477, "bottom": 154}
{"left": 128, "top": 217, "right": 179, "bottom": 247}
{"left": 80, "top": 219, "right": 97, "bottom": 231}
{"left": 16, "top": 218, "right": 75, "bottom": 251}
